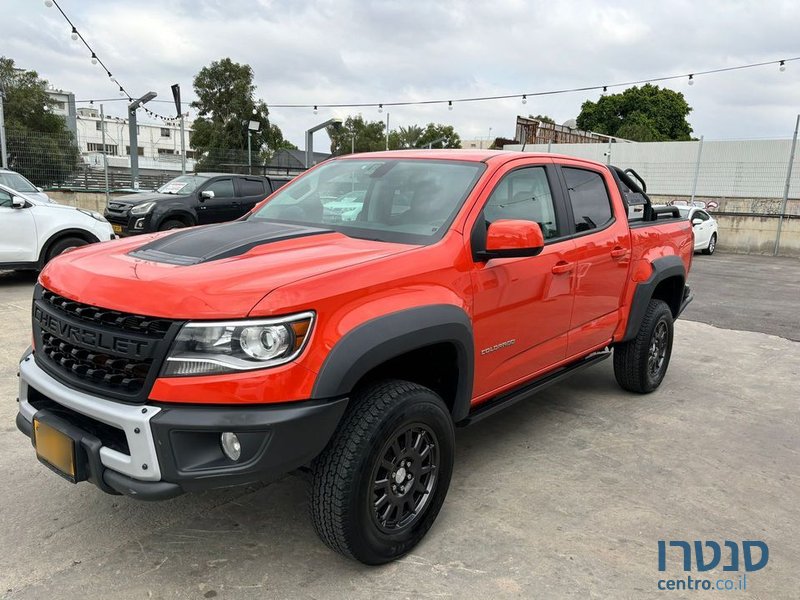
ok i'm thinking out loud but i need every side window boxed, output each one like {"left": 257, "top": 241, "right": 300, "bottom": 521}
{"left": 695, "top": 210, "right": 710, "bottom": 221}
{"left": 562, "top": 167, "right": 613, "bottom": 233}
{"left": 206, "top": 178, "right": 234, "bottom": 198}
{"left": 0, "top": 190, "right": 13, "bottom": 208}
{"left": 239, "top": 178, "right": 266, "bottom": 197}
{"left": 483, "top": 166, "right": 560, "bottom": 239}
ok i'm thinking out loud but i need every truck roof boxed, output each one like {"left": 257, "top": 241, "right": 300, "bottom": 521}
{"left": 338, "top": 148, "right": 608, "bottom": 168}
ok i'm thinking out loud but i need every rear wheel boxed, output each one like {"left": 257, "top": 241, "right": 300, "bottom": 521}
{"left": 310, "top": 380, "right": 454, "bottom": 564}
{"left": 158, "top": 219, "right": 187, "bottom": 231}
{"left": 613, "top": 299, "right": 674, "bottom": 393}
{"left": 702, "top": 233, "right": 717, "bottom": 255}
{"left": 46, "top": 236, "right": 87, "bottom": 262}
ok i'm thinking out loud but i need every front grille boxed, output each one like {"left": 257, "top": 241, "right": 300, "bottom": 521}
{"left": 33, "top": 287, "right": 180, "bottom": 402}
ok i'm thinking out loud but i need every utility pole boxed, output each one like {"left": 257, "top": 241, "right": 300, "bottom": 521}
{"left": 100, "top": 104, "right": 109, "bottom": 205}
{"left": 171, "top": 84, "right": 186, "bottom": 175}
{"left": 0, "top": 78, "right": 8, "bottom": 168}
{"left": 128, "top": 91, "right": 157, "bottom": 190}
{"left": 775, "top": 114, "right": 799, "bottom": 256}
{"left": 385, "top": 112, "right": 390, "bottom": 150}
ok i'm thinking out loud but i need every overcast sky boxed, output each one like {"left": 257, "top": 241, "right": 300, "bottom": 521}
{"left": 2, "top": 0, "right": 799, "bottom": 150}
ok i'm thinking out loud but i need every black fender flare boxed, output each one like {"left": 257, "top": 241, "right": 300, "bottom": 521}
{"left": 622, "top": 255, "right": 686, "bottom": 341}
{"left": 311, "top": 304, "right": 475, "bottom": 422}
{"left": 38, "top": 228, "right": 100, "bottom": 266}
{"left": 153, "top": 208, "right": 197, "bottom": 229}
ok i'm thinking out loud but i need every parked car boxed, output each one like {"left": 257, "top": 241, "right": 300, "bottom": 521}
{"left": 677, "top": 206, "right": 718, "bottom": 254}
{"left": 103, "top": 173, "right": 292, "bottom": 236}
{"left": 16, "top": 150, "right": 693, "bottom": 564}
{"left": 0, "top": 168, "right": 53, "bottom": 203}
{"left": 0, "top": 183, "right": 114, "bottom": 270}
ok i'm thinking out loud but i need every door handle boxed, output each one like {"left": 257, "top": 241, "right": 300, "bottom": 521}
{"left": 610, "top": 247, "right": 629, "bottom": 259}
{"left": 551, "top": 261, "right": 575, "bottom": 274}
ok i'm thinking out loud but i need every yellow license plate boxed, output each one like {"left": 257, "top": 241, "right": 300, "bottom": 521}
{"left": 34, "top": 418, "right": 77, "bottom": 481}
{"left": 112, "top": 223, "right": 123, "bottom": 234}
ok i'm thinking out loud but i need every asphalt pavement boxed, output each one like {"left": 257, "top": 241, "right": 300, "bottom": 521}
{"left": 0, "top": 253, "right": 798, "bottom": 599}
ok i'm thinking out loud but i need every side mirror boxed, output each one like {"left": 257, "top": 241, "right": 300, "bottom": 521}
{"left": 478, "top": 219, "right": 545, "bottom": 260}
{"left": 11, "top": 196, "right": 26, "bottom": 209}
{"left": 692, "top": 217, "right": 703, "bottom": 226}
{"left": 200, "top": 190, "right": 215, "bottom": 201}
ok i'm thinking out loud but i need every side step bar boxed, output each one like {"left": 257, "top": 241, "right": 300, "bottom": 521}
{"left": 458, "top": 349, "right": 612, "bottom": 426}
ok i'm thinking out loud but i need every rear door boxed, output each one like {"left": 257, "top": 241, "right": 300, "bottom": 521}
{"left": 234, "top": 177, "right": 269, "bottom": 218}
{"left": 469, "top": 159, "right": 578, "bottom": 400}
{"left": 557, "top": 162, "right": 631, "bottom": 357}
{"left": 691, "top": 209, "right": 712, "bottom": 249}
{"left": 196, "top": 177, "right": 237, "bottom": 224}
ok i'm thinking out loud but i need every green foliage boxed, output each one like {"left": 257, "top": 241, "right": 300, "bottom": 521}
{"left": 328, "top": 118, "right": 462, "bottom": 155}
{"left": 0, "top": 56, "right": 79, "bottom": 186}
{"left": 528, "top": 114, "right": 555, "bottom": 124}
{"left": 576, "top": 84, "right": 693, "bottom": 142}
{"left": 190, "top": 57, "right": 294, "bottom": 171}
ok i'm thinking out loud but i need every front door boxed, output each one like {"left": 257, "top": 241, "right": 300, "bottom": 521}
{"left": 691, "top": 209, "right": 712, "bottom": 250}
{"left": 234, "top": 177, "right": 269, "bottom": 218}
{"left": 558, "top": 163, "right": 631, "bottom": 357}
{"left": 469, "top": 161, "right": 577, "bottom": 401}
{"left": 196, "top": 178, "right": 237, "bottom": 224}
{"left": 0, "top": 191, "right": 38, "bottom": 264}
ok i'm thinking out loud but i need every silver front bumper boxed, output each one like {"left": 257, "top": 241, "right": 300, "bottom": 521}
{"left": 18, "top": 352, "right": 163, "bottom": 482}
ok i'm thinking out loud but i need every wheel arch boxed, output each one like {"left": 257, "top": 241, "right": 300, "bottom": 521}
{"left": 311, "top": 305, "right": 474, "bottom": 423}
{"left": 38, "top": 228, "right": 100, "bottom": 266}
{"left": 621, "top": 255, "right": 686, "bottom": 342}
{"left": 154, "top": 209, "right": 196, "bottom": 229}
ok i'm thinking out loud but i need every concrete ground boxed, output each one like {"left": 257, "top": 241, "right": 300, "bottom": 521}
{"left": 1, "top": 253, "right": 798, "bottom": 599}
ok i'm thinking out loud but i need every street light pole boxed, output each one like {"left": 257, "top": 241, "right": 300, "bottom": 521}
{"left": 100, "top": 104, "right": 109, "bottom": 205}
{"left": 128, "top": 91, "right": 157, "bottom": 190}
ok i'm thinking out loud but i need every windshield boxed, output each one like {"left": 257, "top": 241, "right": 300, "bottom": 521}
{"left": 249, "top": 159, "right": 485, "bottom": 244}
{"left": 0, "top": 172, "right": 38, "bottom": 193}
{"left": 157, "top": 175, "right": 209, "bottom": 195}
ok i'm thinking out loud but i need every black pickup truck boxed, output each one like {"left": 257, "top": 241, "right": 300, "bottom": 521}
{"left": 104, "top": 173, "right": 291, "bottom": 235}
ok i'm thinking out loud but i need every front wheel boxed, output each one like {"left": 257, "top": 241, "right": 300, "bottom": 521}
{"left": 613, "top": 299, "right": 674, "bottom": 393}
{"left": 702, "top": 233, "right": 717, "bottom": 255}
{"left": 310, "top": 380, "right": 455, "bottom": 564}
{"left": 46, "top": 236, "right": 88, "bottom": 262}
{"left": 158, "top": 219, "right": 187, "bottom": 231}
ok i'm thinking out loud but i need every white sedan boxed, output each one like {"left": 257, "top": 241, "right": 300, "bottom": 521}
{"left": 678, "top": 206, "right": 718, "bottom": 255}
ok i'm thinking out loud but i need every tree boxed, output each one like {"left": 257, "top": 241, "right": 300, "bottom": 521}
{"left": 415, "top": 123, "right": 461, "bottom": 149}
{"left": 388, "top": 125, "right": 424, "bottom": 149}
{"left": 0, "top": 56, "right": 79, "bottom": 186}
{"left": 576, "top": 84, "right": 693, "bottom": 142}
{"left": 528, "top": 114, "right": 555, "bottom": 124}
{"left": 190, "top": 58, "right": 293, "bottom": 171}
{"left": 327, "top": 115, "right": 387, "bottom": 155}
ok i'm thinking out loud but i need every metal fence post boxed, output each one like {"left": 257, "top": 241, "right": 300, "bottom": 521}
{"left": 774, "top": 114, "right": 799, "bottom": 256}
{"left": 0, "top": 83, "right": 7, "bottom": 168}
{"left": 100, "top": 104, "right": 110, "bottom": 205}
{"left": 690, "top": 136, "right": 704, "bottom": 204}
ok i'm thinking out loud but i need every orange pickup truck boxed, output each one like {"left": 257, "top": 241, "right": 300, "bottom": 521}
{"left": 16, "top": 150, "right": 693, "bottom": 564}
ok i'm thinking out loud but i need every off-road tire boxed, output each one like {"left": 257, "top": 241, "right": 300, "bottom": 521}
{"left": 158, "top": 219, "right": 187, "bottom": 231}
{"left": 46, "top": 236, "right": 87, "bottom": 262}
{"left": 613, "top": 299, "right": 674, "bottom": 393}
{"left": 310, "top": 380, "right": 455, "bottom": 565}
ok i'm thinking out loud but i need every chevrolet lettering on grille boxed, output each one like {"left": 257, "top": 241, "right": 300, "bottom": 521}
{"left": 33, "top": 304, "right": 154, "bottom": 360}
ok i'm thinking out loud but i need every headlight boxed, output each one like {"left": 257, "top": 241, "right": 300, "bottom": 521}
{"left": 77, "top": 208, "right": 108, "bottom": 222}
{"left": 130, "top": 201, "right": 156, "bottom": 215}
{"left": 161, "top": 312, "right": 314, "bottom": 376}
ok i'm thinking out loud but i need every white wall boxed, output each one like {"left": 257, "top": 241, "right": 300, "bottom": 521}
{"left": 503, "top": 139, "right": 800, "bottom": 199}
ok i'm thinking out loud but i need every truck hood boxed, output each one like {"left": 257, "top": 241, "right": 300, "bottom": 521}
{"left": 39, "top": 220, "right": 412, "bottom": 319}
{"left": 107, "top": 192, "right": 183, "bottom": 210}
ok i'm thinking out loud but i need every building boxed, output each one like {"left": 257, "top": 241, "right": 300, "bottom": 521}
{"left": 45, "top": 88, "right": 77, "bottom": 138}
{"left": 514, "top": 116, "right": 628, "bottom": 145}
{"left": 75, "top": 106, "right": 195, "bottom": 171}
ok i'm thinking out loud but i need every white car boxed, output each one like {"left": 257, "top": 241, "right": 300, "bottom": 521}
{"left": 0, "top": 183, "right": 115, "bottom": 270}
{"left": 0, "top": 168, "right": 53, "bottom": 203}
{"left": 678, "top": 206, "right": 718, "bottom": 255}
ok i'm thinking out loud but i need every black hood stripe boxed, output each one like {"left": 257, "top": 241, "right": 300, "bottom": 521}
{"left": 128, "top": 221, "right": 333, "bottom": 265}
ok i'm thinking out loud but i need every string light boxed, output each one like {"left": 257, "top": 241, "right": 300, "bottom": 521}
{"left": 44, "top": 0, "right": 53, "bottom": 6}
{"left": 378, "top": 104, "right": 383, "bottom": 113}
{"left": 313, "top": 105, "right": 318, "bottom": 115}
{"left": 521, "top": 94, "right": 527, "bottom": 104}
{"left": 70, "top": 26, "right": 78, "bottom": 41}
{"left": 90, "top": 52, "right": 97, "bottom": 65}
{"left": 779, "top": 60, "right": 786, "bottom": 72}
{"left": 688, "top": 74, "right": 694, "bottom": 86}
{"left": 448, "top": 100, "right": 453, "bottom": 111}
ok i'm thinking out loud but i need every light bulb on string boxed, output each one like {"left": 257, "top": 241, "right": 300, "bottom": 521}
{"left": 779, "top": 60, "right": 786, "bottom": 72}
{"left": 313, "top": 105, "right": 318, "bottom": 115}
{"left": 448, "top": 100, "right": 453, "bottom": 111}
{"left": 602, "top": 86, "right": 608, "bottom": 97}
{"left": 91, "top": 53, "right": 97, "bottom": 65}
{"left": 688, "top": 74, "right": 694, "bottom": 86}
{"left": 44, "top": 0, "right": 53, "bottom": 6}
{"left": 71, "top": 27, "right": 78, "bottom": 41}
{"left": 118, "top": 86, "right": 125, "bottom": 96}
{"left": 521, "top": 95, "right": 527, "bottom": 105}
{"left": 378, "top": 104, "right": 383, "bottom": 113}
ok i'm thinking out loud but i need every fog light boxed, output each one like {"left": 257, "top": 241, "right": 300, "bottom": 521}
{"left": 134, "top": 218, "right": 145, "bottom": 229}
{"left": 220, "top": 432, "right": 241, "bottom": 461}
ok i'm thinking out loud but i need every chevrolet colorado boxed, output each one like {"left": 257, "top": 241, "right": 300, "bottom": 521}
{"left": 15, "top": 150, "right": 693, "bottom": 564}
